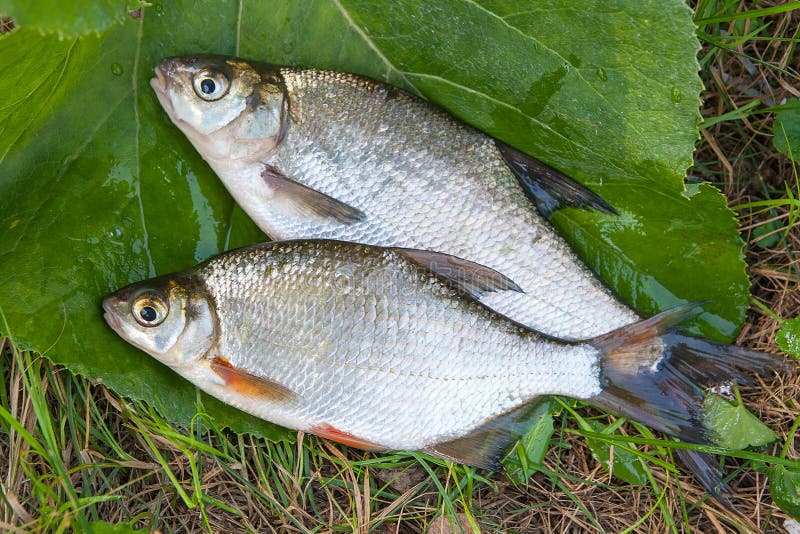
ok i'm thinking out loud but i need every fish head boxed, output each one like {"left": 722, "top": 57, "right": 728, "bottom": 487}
{"left": 151, "top": 55, "right": 286, "bottom": 164}
{"left": 103, "top": 273, "right": 218, "bottom": 369}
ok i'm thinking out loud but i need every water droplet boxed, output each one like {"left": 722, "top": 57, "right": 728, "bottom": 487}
{"left": 670, "top": 87, "right": 682, "bottom": 103}
{"left": 111, "top": 226, "right": 123, "bottom": 239}
{"left": 596, "top": 67, "right": 608, "bottom": 82}
{"left": 111, "top": 62, "right": 123, "bottom": 76}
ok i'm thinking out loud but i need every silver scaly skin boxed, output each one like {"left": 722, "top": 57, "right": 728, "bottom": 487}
{"left": 103, "top": 240, "right": 788, "bottom": 470}
{"left": 150, "top": 55, "right": 637, "bottom": 340}
{"left": 198, "top": 241, "right": 599, "bottom": 449}
{"left": 146, "top": 56, "right": 791, "bottom": 499}
{"left": 104, "top": 240, "right": 600, "bottom": 452}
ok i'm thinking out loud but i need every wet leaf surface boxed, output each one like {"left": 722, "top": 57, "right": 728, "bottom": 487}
{"left": 504, "top": 400, "right": 554, "bottom": 482}
{"left": 0, "top": 0, "right": 750, "bottom": 436}
{"left": 585, "top": 422, "right": 648, "bottom": 486}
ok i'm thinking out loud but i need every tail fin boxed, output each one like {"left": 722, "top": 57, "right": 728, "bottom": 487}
{"left": 589, "top": 303, "right": 789, "bottom": 444}
{"left": 674, "top": 449, "right": 733, "bottom": 508}
{"left": 589, "top": 304, "right": 791, "bottom": 501}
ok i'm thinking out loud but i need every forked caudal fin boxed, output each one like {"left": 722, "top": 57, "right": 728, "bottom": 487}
{"left": 590, "top": 304, "right": 789, "bottom": 443}
{"left": 589, "top": 303, "right": 791, "bottom": 500}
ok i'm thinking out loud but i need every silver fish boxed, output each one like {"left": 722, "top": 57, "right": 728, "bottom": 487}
{"left": 149, "top": 55, "right": 769, "bottom": 500}
{"left": 149, "top": 55, "right": 638, "bottom": 340}
{"left": 103, "top": 240, "right": 787, "bottom": 470}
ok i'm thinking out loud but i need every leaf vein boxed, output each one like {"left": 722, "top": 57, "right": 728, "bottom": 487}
{"left": 132, "top": 9, "right": 155, "bottom": 277}
{"left": 459, "top": 0, "right": 640, "bottom": 136}
{"left": 402, "top": 71, "right": 629, "bottom": 177}
{"left": 329, "top": 0, "right": 421, "bottom": 96}
{"left": 0, "top": 39, "right": 78, "bottom": 164}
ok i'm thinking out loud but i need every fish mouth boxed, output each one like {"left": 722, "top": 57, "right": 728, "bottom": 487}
{"left": 150, "top": 64, "right": 176, "bottom": 118}
{"left": 150, "top": 64, "right": 168, "bottom": 95}
{"left": 102, "top": 297, "right": 124, "bottom": 335}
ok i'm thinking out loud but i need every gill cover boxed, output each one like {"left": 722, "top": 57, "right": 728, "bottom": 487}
{"left": 103, "top": 274, "right": 218, "bottom": 368}
{"left": 152, "top": 55, "right": 288, "bottom": 162}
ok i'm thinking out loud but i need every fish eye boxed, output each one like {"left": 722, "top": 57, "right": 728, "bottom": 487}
{"left": 192, "top": 69, "right": 230, "bottom": 101}
{"left": 131, "top": 291, "right": 169, "bottom": 327}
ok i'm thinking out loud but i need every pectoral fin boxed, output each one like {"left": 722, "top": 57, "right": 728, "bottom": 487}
{"left": 392, "top": 248, "right": 523, "bottom": 298}
{"left": 210, "top": 356, "right": 298, "bottom": 402}
{"left": 496, "top": 141, "right": 617, "bottom": 217}
{"left": 261, "top": 165, "right": 366, "bottom": 225}
{"left": 424, "top": 400, "right": 547, "bottom": 470}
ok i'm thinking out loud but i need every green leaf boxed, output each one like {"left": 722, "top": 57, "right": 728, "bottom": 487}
{"left": 584, "top": 422, "right": 648, "bottom": 485}
{"left": 777, "top": 316, "right": 800, "bottom": 358}
{"left": 773, "top": 98, "right": 800, "bottom": 160}
{"left": 0, "top": 0, "right": 144, "bottom": 37}
{"left": 751, "top": 215, "right": 783, "bottom": 249}
{"left": 768, "top": 465, "right": 800, "bottom": 521}
{"left": 704, "top": 394, "right": 777, "bottom": 449}
{"left": 503, "top": 400, "right": 554, "bottom": 483}
{"left": 0, "top": 0, "right": 750, "bottom": 434}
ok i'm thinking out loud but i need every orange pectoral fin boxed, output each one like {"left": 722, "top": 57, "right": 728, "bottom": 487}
{"left": 310, "top": 423, "right": 384, "bottom": 451}
{"left": 210, "top": 356, "right": 297, "bottom": 402}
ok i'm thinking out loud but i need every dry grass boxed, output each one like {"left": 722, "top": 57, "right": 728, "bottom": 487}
{"left": 1, "top": 2, "right": 799, "bottom": 533}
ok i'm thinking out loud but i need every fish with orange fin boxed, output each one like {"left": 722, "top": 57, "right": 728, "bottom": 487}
{"left": 103, "top": 240, "right": 790, "bottom": 474}
{"left": 150, "top": 54, "right": 765, "bottom": 501}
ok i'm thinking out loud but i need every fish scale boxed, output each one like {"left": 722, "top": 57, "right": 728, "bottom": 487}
{"left": 105, "top": 237, "right": 790, "bottom": 490}
{"left": 151, "top": 57, "right": 637, "bottom": 339}
{"left": 269, "top": 69, "right": 618, "bottom": 334}
{"left": 139, "top": 56, "right": 793, "bottom": 497}
{"left": 197, "top": 241, "right": 600, "bottom": 449}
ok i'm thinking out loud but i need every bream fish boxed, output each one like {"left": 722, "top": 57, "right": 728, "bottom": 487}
{"left": 103, "top": 240, "right": 789, "bottom": 470}
{"left": 150, "top": 55, "right": 771, "bottom": 499}
{"left": 149, "top": 55, "right": 637, "bottom": 340}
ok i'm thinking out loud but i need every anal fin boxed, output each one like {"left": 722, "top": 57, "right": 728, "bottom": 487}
{"left": 392, "top": 247, "right": 523, "bottom": 299}
{"left": 210, "top": 356, "right": 298, "bottom": 402}
{"left": 423, "top": 399, "right": 547, "bottom": 470}
{"left": 261, "top": 164, "right": 365, "bottom": 225}
{"left": 495, "top": 140, "right": 617, "bottom": 217}
{"left": 310, "top": 423, "right": 385, "bottom": 451}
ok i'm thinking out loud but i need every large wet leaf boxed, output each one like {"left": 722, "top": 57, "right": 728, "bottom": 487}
{"left": 0, "top": 0, "right": 749, "bottom": 435}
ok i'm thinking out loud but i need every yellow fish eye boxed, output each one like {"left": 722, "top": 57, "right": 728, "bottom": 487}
{"left": 192, "top": 69, "right": 230, "bottom": 101}
{"left": 131, "top": 291, "right": 169, "bottom": 327}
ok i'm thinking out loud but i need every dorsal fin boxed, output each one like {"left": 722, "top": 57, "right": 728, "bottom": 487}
{"left": 261, "top": 164, "right": 366, "bottom": 225}
{"left": 391, "top": 247, "right": 523, "bottom": 298}
{"left": 495, "top": 141, "right": 617, "bottom": 217}
{"left": 423, "top": 400, "right": 547, "bottom": 470}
